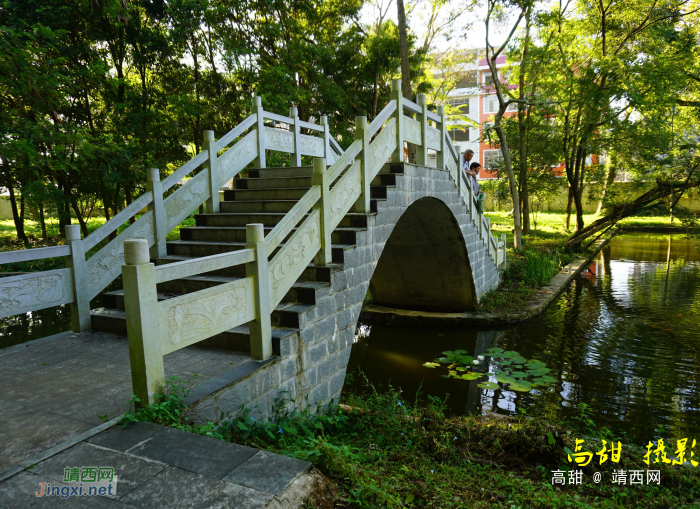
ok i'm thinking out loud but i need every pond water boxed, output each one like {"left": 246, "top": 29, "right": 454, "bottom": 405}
{"left": 346, "top": 233, "right": 700, "bottom": 444}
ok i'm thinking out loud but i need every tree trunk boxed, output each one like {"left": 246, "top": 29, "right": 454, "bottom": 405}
{"left": 372, "top": 73, "right": 379, "bottom": 117}
{"left": 396, "top": 0, "right": 416, "bottom": 163}
{"left": 565, "top": 186, "right": 573, "bottom": 231}
{"left": 521, "top": 179, "right": 531, "bottom": 233}
{"left": 518, "top": 13, "right": 531, "bottom": 235}
{"left": 596, "top": 163, "right": 616, "bottom": 214}
{"left": 494, "top": 123, "right": 522, "bottom": 250}
{"left": 38, "top": 203, "right": 47, "bottom": 240}
{"left": 70, "top": 200, "right": 89, "bottom": 239}
{"left": 7, "top": 184, "right": 29, "bottom": 245}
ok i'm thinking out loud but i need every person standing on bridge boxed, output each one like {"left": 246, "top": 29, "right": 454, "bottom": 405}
{"left": 462, "top": 149, "right": 478, "bottom": 196}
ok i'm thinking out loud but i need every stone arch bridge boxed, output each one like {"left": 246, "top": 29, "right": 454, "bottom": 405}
{"left": 0, "top": 81, "right": 505, "bottom": 421}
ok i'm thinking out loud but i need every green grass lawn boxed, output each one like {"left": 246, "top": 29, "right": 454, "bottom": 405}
{"left": 125, "top": 378, "right": 700, "bottom": 509}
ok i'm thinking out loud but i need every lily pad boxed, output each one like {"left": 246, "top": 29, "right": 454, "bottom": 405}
{"left": 509, "top": 381, "right": 532, "bottom": 392}
{"left": 461, "top": 372, "right": 483, "bottom": 380}
{"left": 423, "top": 362, "right": 440, "bottom": 368}
{"left": 496, "top": 374, "right": 517, "bottom": 384}
{"left": 436, "top": 357, "right": 452, "bottom": 363}
{"left": 486, "top": 347, "right": 503, "bottom": 354}
{"left": 539, "top": 375, "right": 557, "bottom": 383}
{"left": 510, "top": 371, "right": 528, "bottom": 378}
{"left": 510, "top": 357, "right": 527, "bottom": 365}
{"left": 478, "top": 381, "right": 499, "bottom": 390}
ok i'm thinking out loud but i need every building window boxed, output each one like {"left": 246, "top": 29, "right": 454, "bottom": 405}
{"left": 484, "top": 96, "right": 498, "bottom": 114}
{"left": 455, "top": 70, "right": 478, "bottom": 89}
{"left": 507, "top": 102, "right": 518, "bottom": 112}
{"left": 483, "top": 149, "right": 502, "bottom": 170}
{"left": 483, "top": 72, "right": 495, "bottom": 85}
{"left": 449, "top": 128, "right": 470, "bottom": 142}
{"left": 445, "top": 97, "right": 470, "bottom": 114}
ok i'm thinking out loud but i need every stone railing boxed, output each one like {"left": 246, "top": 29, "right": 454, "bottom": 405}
{"left": 444, "top": 131, "right": 507, "bottom": 269}
{"left": 0, "top": 98, "right": 343, "bottom": 329}
{"left": 120, "top": 79, "right": 508, "bottom": 406}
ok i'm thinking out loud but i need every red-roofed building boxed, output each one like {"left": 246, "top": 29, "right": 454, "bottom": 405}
{"left": 440, "top": 53, "right": 566, "bottom": 179}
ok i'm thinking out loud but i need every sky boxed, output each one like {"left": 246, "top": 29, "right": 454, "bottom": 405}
{"left": 358, "top": 0, "right": 516, "bottom": 53}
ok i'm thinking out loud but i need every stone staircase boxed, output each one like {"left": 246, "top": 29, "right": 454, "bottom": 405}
{"left": 90, "top": 164, "right": 400, "bottom": 357}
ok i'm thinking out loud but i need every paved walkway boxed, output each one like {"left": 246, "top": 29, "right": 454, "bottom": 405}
{"left": 0, "top": 332, "right": 332, "bottom": 508}
{"left": 1, "top": 421, "right": 313, "bottom": 508}
{"left": 0, "top": 330, "right": 249, "bottom": 475}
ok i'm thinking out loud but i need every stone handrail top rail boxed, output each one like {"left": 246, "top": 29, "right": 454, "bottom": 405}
{"left": 154, "top": 248, "right": 255, "bottom": 284}
{"left": 0, "top": 244, "right": 71, "bottom": 264}
{"left": 402, "top": 97, "right": 422, "bottom": 115}
{"left": 368, "top": 100, "right": 397, "bottom": 138}
{"left": 264, "top": 186, "right": 322, "bottom": 254}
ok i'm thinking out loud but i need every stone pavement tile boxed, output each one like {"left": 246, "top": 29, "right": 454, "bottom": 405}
{"left": 0, "top": 471, "right": 135, "bottom": 509}
{"left": 119, "top": 465, "right": 272, "bottom": 509}
{"left": 223, "top": 450, "right": 311, "bottom": 495}
{"left": 30, "top": 442, "right": 165, "bottom": 497}
{"left": 87, "top": 422, "right": 168, "bottom": 453}
{"left": 0, "top": 471, "right": 56, "bottom": 509}
{"left": 0, "top": 403, "right": 94, "bottom": 474}
{"left": 31, "top": 493, "right": 137, "bottom": 508}
{"left": 127, "top": 428, "right": 258, "bottom": 479}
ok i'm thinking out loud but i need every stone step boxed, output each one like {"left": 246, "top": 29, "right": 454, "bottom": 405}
{"left": 166, "top": 239, "right": 357, "bottom": 263}
{"left": 222, "top": 185, "right": 393, "bottom": 203}
{"left": 194, "top": 212, "right": 372, "bottom": 228}
{"left": 371, "top": 173, "right": 397, "bottom": 187}
{"left": 223, "top": 188, "right": 310, "bottom": 201}
{"left": 180, "top": 225, "right": 364, "bottom": 244}
{"left": 153, "top": 255, "right": 343, "bottom": 283}
{"left": 219, "top": 200, "right": 299, "bottom": 213}
{"left": 235, "top": 176, "right": 312, "bottom": 190}
{"left": 90, "top": 307, "right": 292, "bottom": 355}
{"left": 248, "top": 166, "right": 313, "bottom": 179}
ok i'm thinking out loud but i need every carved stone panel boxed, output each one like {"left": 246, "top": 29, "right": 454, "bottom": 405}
{"left": 86, "top": 212, "right": 156, "bottom": 300}
{"left": 0, "top": 269, "right": 74, "bottom": 319}
{"left": 165, "top": 171, "right": 210, "bottom": 231}
{"left": 426, "top": 126, "right": 441, "bottom": 150}
{"left": 160, "top": 278, "right": 254, "bottom": 354}
{"left": 265, "top": 127, "right": 294, "bottom": 154}
{"left": 298, "top": 134, "right": 324, "bottom": 157}
{"left": 368, "top": 120, "right": 397, "bottom": 179}
{"left": 218, "top": 130, "right": 258, "bottom": 185}
{"left": 329, "top": 162, "right": 361, "bottom": 230}
{"left": 403, "top": 116, "right": 421, "bottom": 145}
{"left": 268, "top": 210, "right": 321, "bottom": 309}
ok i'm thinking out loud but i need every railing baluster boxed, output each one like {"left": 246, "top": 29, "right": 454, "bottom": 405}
{"left": 417, "top": 94, "right": 428, "bottom": 166}
{"left": 253, "top": 96, "right": 266, "bottom": 168}
{"left": 122, "top": 238, "right": 164, "bottom": 407}
{"left": 246, "top": 224, "right": 272, "bottom": 360}
{"left": 65, "top": 225, "right": 90, "bottom": 332}
{"left": 203, "top": 130, "right": 220, "bottom": 213}
{"left": 147, "top": 168, "right": 167, "bottom": 258}
{"left": 354, "top": 115, "right": 371, "bottom": 213}
{"left": 437, "top": 105, "right": 446, "bottom": 171}
{"left": 390, "top": 79, "right": 404, "bottom": 162}
{"left": 290, "top": 106, "right": 302, "bottom": 166}
{"left": 321, "top": 115, "right": 330, "bottom": 162}
{"left": 313, "top": 158, "right": 332, "bottom": 266}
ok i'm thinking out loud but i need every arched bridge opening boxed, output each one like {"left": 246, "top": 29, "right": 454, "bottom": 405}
{"left": 369, "top": 197, "right": 477, "bottom": 312}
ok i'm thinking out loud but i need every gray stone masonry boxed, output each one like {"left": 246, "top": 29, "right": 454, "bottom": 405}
{"left": 186, "top": 162, "right": 501, "bottom": 423}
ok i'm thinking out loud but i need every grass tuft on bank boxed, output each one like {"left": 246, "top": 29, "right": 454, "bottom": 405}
{"left": 124, "top": 376, "right": 700, "bottom": 508}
